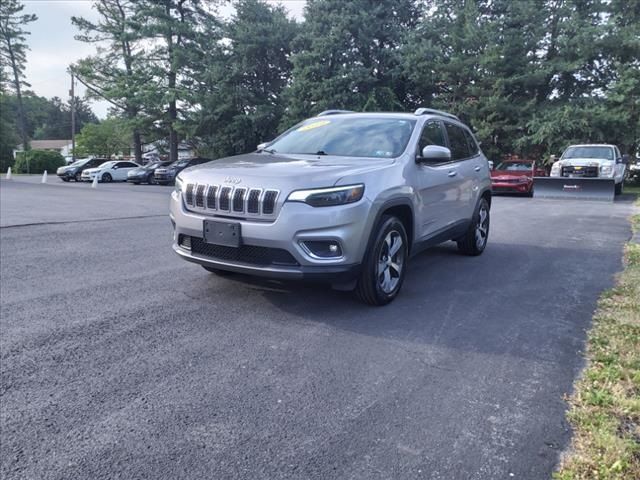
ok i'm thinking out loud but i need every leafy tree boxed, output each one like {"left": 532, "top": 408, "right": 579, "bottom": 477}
{"left": 195, "top": 0, "right": 299, "bottom": 157}
{"left": 282, "top": 0, "right": 421, "bottom": 125}
{"left": 74, "top": 117, "right": 132, "bottom": 158}
{"left": 0, "top": 0, "right": 36, "bottom": 151}
{"left": 72, "top": 0, "right": 152, "bottom": 162}
{"left": 13, "top": 149, "right": 65, "bottom": 174}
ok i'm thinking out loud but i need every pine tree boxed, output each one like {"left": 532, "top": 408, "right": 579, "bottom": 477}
{"left": 282, "top": 0, "right": 421, "bottom": 125}
{"left": 72, "top": 0, "right": 150, "bottom": 162}
{"left": 195, "top": 0, "right": 299, "bottom": 157}
{"left": 0, "top": 0, "right": 36, "bottom": 151}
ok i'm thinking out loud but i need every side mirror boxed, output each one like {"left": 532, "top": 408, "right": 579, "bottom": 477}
{"left": 488, "top": 160, "right": 494, "bottom": 170}
{"left": 417, "top": 145, "right": 451, "bottom": 163}
{"left": 257, "top": 142, "right": 271, "bottom": 151}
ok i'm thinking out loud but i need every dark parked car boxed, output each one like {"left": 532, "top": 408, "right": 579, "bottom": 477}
{"left": 127, "top": 160, "right": 173, "bottom": 185}
{"left": 56, "top": 158, "right": 107, "bottom": 182}
{"left": 154, "top": 157, "right": 212, "bottom": 185}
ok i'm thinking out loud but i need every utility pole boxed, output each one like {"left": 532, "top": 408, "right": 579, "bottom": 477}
{"left": 70, "top": 73, "right": 76, "bottom": 162}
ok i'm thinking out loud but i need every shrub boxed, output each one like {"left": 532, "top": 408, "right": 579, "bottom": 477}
{"left": 13, "top": 150, "right": 65, "bottom": 174}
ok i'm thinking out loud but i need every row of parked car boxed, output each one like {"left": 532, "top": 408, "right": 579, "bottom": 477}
{"left": 56, "top": 157, "right": 212, "bottom": 185}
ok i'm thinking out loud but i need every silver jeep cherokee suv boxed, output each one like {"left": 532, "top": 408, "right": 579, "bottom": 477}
{"left": 170, "top": 109, "right": 491, "bottom": 305}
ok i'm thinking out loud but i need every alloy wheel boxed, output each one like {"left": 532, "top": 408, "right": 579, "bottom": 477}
{"left": 377, "top": 230, "right": 404, "bottom": 294}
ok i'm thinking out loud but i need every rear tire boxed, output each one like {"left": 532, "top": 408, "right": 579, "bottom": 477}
{"left": 615, "top": 181, "right": 623, "bottom": 195}
{"left": 457, "top": 198, "right": 490, "bottom": 256}
{"left": 202, "top": 266, "right": 235, "bottom": 276}
{"left": 355, "top": 215, "right": 408, "bottom": 306}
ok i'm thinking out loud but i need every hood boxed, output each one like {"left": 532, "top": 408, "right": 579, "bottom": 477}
{"left": 559, "top": 158, "right": 610, "bottom": 167}
{"left": 490, "top": 170, "right": 532, "bottom": 179}
{"left": 179, "top": 152, "right": 395, "bottom": 190}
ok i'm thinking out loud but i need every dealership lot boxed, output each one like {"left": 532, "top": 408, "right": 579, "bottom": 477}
{"left": 0, "top": 177, "right": 636, "bottom": 479}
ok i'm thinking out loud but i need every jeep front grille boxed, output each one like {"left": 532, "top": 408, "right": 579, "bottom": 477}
{"left": 184, "top": 183, "right": 280, "bottom": 218}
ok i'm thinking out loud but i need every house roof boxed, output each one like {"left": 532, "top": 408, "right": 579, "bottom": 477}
{"left": 17, "top": 140, "right": 72, "bottom": 150}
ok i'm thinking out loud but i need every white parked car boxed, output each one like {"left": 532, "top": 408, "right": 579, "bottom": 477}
{"left": 81, "top": 160, "right": 140, "bottom": 182}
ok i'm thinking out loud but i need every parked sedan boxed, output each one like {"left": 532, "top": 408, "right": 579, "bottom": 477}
{"left": 154, "top": 157, "right": 212, "bottom": 185}
{"left": 81, "top": 160, "right": 140, "bottom": 183}
{"left": 490, "top": 160, "right": 544, "bottom": 196}
{"left": 56, "top": 158, "right": 106, "bottom": 182}
{"left": 127, "top": 160, "right": 173, "bottom": 185}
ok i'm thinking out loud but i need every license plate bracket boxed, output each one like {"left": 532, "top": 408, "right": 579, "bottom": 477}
{"left": 203, "top": 220, "right": 241, "bottom": 247}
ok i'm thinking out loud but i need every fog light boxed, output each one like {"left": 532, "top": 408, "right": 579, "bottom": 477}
{"left": 301, "top": 240, "right": 342, "bottom": 258}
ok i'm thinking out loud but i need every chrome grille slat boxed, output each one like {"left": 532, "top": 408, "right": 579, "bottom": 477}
{"left": 232, "top": 188, "right": 246, "bottom": 213}
{"left": 262, "top": 190, "right": 278, "bottom": 215}
{"left": 247, "top": 189, "right": 261, "bottom": 214}
{"left": 195, "top": 184, "right": 206, "bottom": 207}
{"left": 185, "top": 184, "right": 195, "bottom": 206}
{"left": 219, "top": 187, "right": 232, "bottom": 211}
{"left": 206, "top": 185, "right": 218, "bottom": 209}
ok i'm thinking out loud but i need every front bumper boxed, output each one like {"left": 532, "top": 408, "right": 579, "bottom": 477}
{"left": 491, "top": 180, "right": 532, "bottom": 193}
{"left": 170, "top": 190, "right": 370, "bottom": 282}
{"left": 154, "top": 172, "right": 175, "bottom": 183}
{"left": 57, "top": 171, "right": 75, "bottom": 180}
{"left": 127, "top": 173, "right": 148, "bottom": 182}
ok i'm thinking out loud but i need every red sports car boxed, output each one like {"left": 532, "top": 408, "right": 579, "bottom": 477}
{"left": 490, "top": 160, "right": 545, "bottom": 196}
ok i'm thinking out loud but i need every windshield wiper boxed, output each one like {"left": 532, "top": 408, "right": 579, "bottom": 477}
{"left": 262, "top": 148, "right": 277, "bottom": 154}
{"left": 315, "top": 150, "right": 327, "bottom": 155}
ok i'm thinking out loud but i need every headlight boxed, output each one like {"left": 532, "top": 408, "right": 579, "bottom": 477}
{"left": 518, "top": 176, "right": 531, "bottom": 182}
{"left": 550, "top": 163, "right": 560, "bottom": 175}
{"left": 287, "top": 184, "right": 364, "bottom": 207}
{"left": 174, "top": 175, "right": 183, "bottom": 193}
{"left": 600, "top": 165, "right": 614, "bottom": 176}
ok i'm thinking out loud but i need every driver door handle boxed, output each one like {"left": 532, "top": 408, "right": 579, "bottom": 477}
{"left": 474, "top": 165, "right": 481, "bottom": 172}
{"left": 447, "top": 170, "right": 457, "bottom": 177}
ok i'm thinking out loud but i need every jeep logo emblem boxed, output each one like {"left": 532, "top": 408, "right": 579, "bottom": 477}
{"left": 224, "top": 176, "right": 241, "bottom": 184}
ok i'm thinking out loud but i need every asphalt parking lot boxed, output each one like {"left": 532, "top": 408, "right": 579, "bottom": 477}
{"left": 0, "top": 176, "right": 636, "bottom": 479}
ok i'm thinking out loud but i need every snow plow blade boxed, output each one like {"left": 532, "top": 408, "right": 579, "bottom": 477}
{"left": 533, "top": 177, "right": 615, "bottom": 201}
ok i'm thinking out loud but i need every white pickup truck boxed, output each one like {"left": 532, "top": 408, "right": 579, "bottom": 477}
{"left": 550, "top": 144, "right": 627, "bottom": 195}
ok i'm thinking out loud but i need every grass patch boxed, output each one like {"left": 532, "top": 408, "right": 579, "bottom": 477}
{"left": 555, "top": 201, "right": 640, "bottom": 479}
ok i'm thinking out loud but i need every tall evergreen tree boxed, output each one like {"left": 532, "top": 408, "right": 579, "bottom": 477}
{"left": 72, "top": 0, "right": 150, "bottom": 162}
{"left": 0, "top": 0, "right": 36, "bottom": 151}
{"left": 283, "top": 0, "right": 421, "bottom": 125}
{"left": 137, "top": 0, "right": 220, "bottom": 162}
{"left": 195, "top": 0, "right": 299, "bottom": 157}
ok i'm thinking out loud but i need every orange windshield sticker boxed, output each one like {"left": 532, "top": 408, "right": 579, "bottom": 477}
{"left": 297, "top": 120, "right": 331, "bottom": 132}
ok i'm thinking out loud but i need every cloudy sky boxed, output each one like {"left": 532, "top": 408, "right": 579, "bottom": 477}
{"left": 23, "top": 0, "right": 306, "bottom": 118}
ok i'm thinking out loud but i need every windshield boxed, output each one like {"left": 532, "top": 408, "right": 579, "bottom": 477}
{"left": 267, "top": 117, "right": 417, "bottom": 158}
{"left": 562, "top": 146, "right": 613, "bottom": 160}
{"left": 69, "top": 159, "right": 88, "bottom": 167}
{"left": 170, "top": 160, "right": 189, "bottom": 168}
{"left": 495, "top": 161, "right": 533, "bottom": 171}
{"left": 97, "top": 161, "right": 116, "bottom": 169}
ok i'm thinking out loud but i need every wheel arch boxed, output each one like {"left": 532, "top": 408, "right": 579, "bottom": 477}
{"left": 368, "top": 198, "right": 415, "bottom": 255}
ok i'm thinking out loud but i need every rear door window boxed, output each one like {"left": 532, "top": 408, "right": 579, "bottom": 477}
{"left": 444, "top": 123, "right": 472, "bottom": 161}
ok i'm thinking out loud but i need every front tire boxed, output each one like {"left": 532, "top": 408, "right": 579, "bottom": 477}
{"left": 457, "top": 198, "right": 490, "bottom": 256}
{"left": 75, "top": 172, "right": 82, "bottom": 182}
{"left": 355, "top": 215, "right": 408, "bottom": 306}
{"left": 615, "top": 181, "right": 623, "bottom": 195}
{"left": 102, "top": 173, "right": 112, "bottom": 183}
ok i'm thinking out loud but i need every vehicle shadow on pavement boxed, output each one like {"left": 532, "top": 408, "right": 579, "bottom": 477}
{"left": 200, "top": 240, "right": 617, "bottom": 364}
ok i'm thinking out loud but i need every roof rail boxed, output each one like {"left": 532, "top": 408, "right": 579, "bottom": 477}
{"left": 414, "top": 108, "right": 459, "bottom": 121}
{"left": 317, "top": 110, "right": 354, "bottom": 117}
